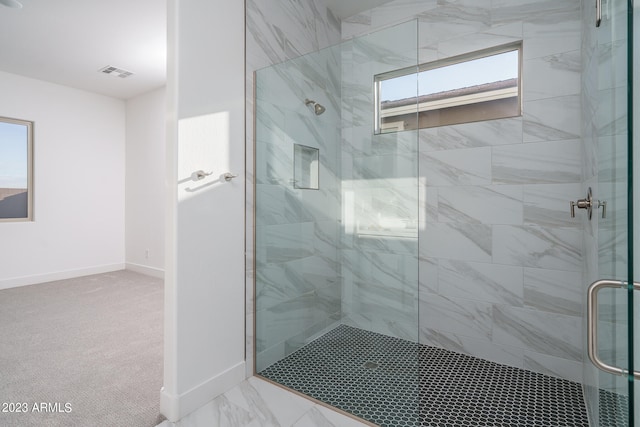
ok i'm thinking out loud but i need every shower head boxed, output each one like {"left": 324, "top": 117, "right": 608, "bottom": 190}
{"left": 305, "top": 99, "right": 326, "bottom": 116}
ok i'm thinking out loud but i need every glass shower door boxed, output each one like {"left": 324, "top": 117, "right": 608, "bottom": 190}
{"left": 585, "top": 0, "right": 634, "bottom": 425}
{"left": 254, "top": 20, "right": 421, "bottom": 426}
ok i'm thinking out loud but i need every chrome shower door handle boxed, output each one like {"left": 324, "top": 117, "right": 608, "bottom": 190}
{"left": 587, "top": 279, "right": 640, "bottom": 379}
{"left": 223, "top": 172, "right": 238, "bottom": 182}
{"left": 596, "top": 0, "right": 602, "bottom": 27}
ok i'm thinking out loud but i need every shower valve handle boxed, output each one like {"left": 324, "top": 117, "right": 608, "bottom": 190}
{"left": 570, "top": 187, "right": 605, "bottom": 220}
{"left": 570, "top": 199, "right": 592, "bottom": 218}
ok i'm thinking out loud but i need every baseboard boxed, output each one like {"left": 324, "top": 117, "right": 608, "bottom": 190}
{"left": 0, "top": 263, "right": 126, "bottom": 291}
{"left": 125, "top": 262, "right": 165, "bottom": 279}
{"left": 160, "top": 361, "right": 246, "bottom": 422}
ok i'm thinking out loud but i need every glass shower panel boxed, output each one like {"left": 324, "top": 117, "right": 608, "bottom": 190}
{"left": 340, "top": 21, "right": 420, "bottom": 344}
{"left": 255, "top": 20, "right": 420, "bottom": 427}
{"left": 254, "top": 41, "right": 342, "bottom": 373}
{"left": 583, "top": 0, "right": 634, "bottom": 424}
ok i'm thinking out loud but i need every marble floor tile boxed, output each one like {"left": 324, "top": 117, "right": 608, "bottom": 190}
{"left": 158, "top": 376, "right": 368, "bottom": 427}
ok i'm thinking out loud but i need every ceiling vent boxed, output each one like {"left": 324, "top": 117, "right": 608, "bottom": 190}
{"left": 98, "top": 65, "right": 134, "bottom": 78}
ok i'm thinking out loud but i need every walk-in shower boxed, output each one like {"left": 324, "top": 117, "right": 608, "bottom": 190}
{"left": 252, "top": 1, "right": 635, "bottom": 425}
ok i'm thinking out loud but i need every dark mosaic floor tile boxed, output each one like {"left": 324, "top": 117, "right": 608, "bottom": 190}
{"left": 259, "top": 325, "right": 623, "bottom": 427}
{"left": 599, "top": 389, "right": 628, "bottom": 426}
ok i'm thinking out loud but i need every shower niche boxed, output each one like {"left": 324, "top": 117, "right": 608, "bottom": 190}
{"left": 293, "top": 144, "right": 319, "bottom": 190}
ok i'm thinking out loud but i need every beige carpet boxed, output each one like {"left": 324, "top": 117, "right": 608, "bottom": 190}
{"left": 0, "top": 270, "right": 164, "bottom": 427}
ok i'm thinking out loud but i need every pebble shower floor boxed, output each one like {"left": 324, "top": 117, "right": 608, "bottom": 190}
{"left": 259, "top": 325, "right": 626, "bottom": 427}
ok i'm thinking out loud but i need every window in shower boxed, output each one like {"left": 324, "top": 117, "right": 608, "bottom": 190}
{"left": 374, "top": 42, "right": 522, "bottom": 133}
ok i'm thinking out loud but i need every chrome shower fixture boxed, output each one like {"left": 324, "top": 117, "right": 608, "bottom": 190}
{"left": 304, "top": 99, "right": 326, "bottom": 116}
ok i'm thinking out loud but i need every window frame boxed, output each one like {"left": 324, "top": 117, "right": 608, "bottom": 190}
{"left": 374, "top": 41, "right": 523, "bottom": 134}
{"left": 0, "top": 116, "right": 34, "bottom": 222}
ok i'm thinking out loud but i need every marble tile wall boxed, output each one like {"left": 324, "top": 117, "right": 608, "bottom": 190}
{"left": 248, "top": 0, "right": 629, "bottom": 398}
{"left": 342, "top": 0, "right": 586, "bottom": 383}
{"left": 246, "top": 0, "right": 341, "bottom": 375}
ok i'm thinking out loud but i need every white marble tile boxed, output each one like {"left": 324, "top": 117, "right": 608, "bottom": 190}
{"left": 292, "top": 406, "right": 370, "bottom": 427}
{"left": 437, "top": 185, "right": 523, "bottom": 225}
{"left": 492, "top": 305, "right": 582, "bottom": 361}
{"left": 283, "top": 319, "right": 341, "bottom": 357}
{"left": 352, "top": 153, "right": 417, "bottom": 184}
{"left": 524, "top": 351, "right": 583, "bottom": 383}
{"left": 521, "top": 7, "right": 581, "bottom": 59}
{"left": 419, "top": 293, "right": 493, "bottom": 340}
{"left": 423, "top": 186, "right": 438, "bottom": 224}
{"left": 349, "top": 233, "right": 418, "bottom": 256}
{"left": 257, "top": 222, "right": 315, "bottom": 264}
{"left": 492, "top": 0, "right": 579, "bottom": 29}
{"left": 255, "top": 260, "right": 316, "bottom": 311}
{"left": 420, "top": 147, "right": 492, "bottom": 187}
{"left": 436, "top": 22, "right": 522, "bottom": 59}
{"left": 313, "top": 221, "right": 339, "bottom": 260}
{"left": 417, "top": 1, "right": 492, "bottom": 46}
{"left": 341, "top": 11, "right": 372, "bottom": 40}
{"left": 256, "top": 287, "right": 340, "bottom": 355}
{"left": 523, "top": 50, "right": 581, "bottom": 101}
{"left": 419, "top": 257, "right": 439, "bottom": 294}
{"left": 492, "top": 225, "right": 583, "bottom": 272}
{"left": 598, "top": 134, "right": 628, "bottom": 185}
{"left": 370, "top": 131, "right": 418, "bottom": 156}
{"left": 523, "top": 183, "right": 583, "bottom": 228}
{"left": 597, "top": 39, "right": 627, "bottom": 91}
{"left": 419, "top": 118, "right": 522, "bottom": 152}
{"left": 422, "top": 223, "right": 492, "bottom": 263}
{"left": 352, "top": 295, "right": 419, "bottom": 341}
{"left": 256, "top": 185, "right": 314, "bottom": 226}
{"left": 241, "top": 377, "right": 315, "bottom": 426}
{"left": 492, "top": 139, "right": 582, "bottom": 184}
{"left": 439, "top": 259, "right": 524, "bottom": 306}
{"left": 372, "top": 0, "right": 438, "bottom": 33}
{"left": 246, "top": 0, "right": 337, "bottom": 67}
{"left": 522, "top": 96, "right": 581, "bottom": 142}
{"left": 170, "top": 376, "right": 321, "bottom": 427}
{"left": 596, "top": 86, "right": 627, "bottom": 137}
{"left": 420, "top": 327, "right": 524, "bottom": 369}
{"left": 523, "top": 268, "right": 582, "bottom": 317}
{"left": 598, "top": 225, "right": 629, "bottom": 281}
{"left": 255, "top": 103, "right": 286, "bottom": 145}
{"left": 349, "top": 21, "right": 419, "bottom": 76}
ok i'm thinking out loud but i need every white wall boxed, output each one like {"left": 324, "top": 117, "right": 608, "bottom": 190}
{"left": 125, "top": 87, "right": 166, "bottom": 278}
{"left": 162, "top": 0, "right": 246, "bottom": 421}
{"left": 0, "top": 71, "right": 125, "bottom": 289}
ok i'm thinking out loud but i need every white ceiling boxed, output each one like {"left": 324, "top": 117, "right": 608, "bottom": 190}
{"left": 0, "top": 0, "right": 167, "bottom": 100}
{"left": 0, "top": 0, "right": 389, "bottom": 100}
